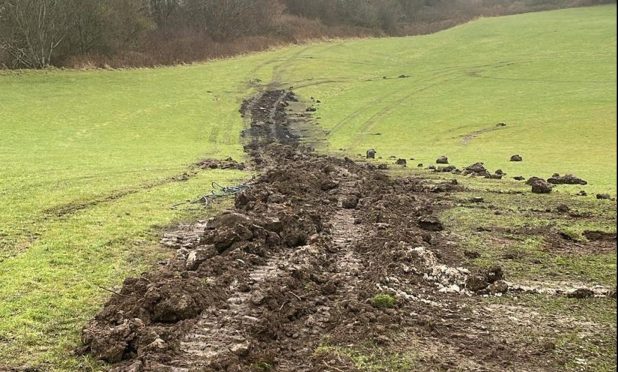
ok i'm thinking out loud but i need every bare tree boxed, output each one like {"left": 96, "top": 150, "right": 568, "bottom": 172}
{"left": 0, "top": 0, "right": 68, "bottom": 68}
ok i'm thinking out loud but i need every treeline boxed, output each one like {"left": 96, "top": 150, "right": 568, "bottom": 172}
{"left": 0, "top": 0, "right": 613, "bottom": 69}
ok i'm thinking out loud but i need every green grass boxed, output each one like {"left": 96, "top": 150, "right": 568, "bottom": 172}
{"left": 0, "top": 64, "right": 253, "bottom": 368}
{"left": 437, "top": 175, "right": 617, "bottom": 287}
{"left": 315, "top": 344, "right": 417, "bottom": 371}
{"left": 371, "top": 293, "right": 397, "bottom": 309}
{"left": 279, "top": 5, "right": 617, "bottom": 194}
{"left": 0, "top": 4, "right": 615, "bottom": 370}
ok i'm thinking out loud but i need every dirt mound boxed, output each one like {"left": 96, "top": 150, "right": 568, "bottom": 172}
{"left": 547, "top": 174, "right": 587, "bottom": 185}
{"left": 436, "top": 155, "right": 449, "bottom": 164}
{"left": 196, "top": 157, "right": 245, "bottom": 170}
{"left": 530, "top": 179, "right": 553, "bottom": 194}
{"left": 84, "top": 89, "right": 593, "bottom": 371}
{"left": 463, "top": 162, "right": 490, "bottom": 177}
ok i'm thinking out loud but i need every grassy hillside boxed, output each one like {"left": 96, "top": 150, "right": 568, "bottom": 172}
{"left": 269, "top": 5, "right": 616, "bottom": 194}
{"left": 0, "top": 4, "right": 615, "bottom": 370}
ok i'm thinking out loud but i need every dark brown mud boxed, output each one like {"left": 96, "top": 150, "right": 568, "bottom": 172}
{"left": 81, "top": 90, "right": 613, "bottom": 371}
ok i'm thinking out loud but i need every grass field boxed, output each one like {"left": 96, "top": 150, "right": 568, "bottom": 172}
{"left": 259, "top": 5, "right": 617, "bottom": 194}
{"left": 0, "top": 4, "right": 615, "bottom": 370}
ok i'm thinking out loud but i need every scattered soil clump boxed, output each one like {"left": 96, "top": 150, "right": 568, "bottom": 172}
{"left": 463, "top": 162, "right": 490, "bottom": 177}
{"left": 196, "top": 157, "right": 245, "bottom": 170}
{"left": 547, "top": 174, "right": 587, "bottom": 185}
{"left": 531, "top": 179, "right": 553, "bottom": 194}
{"left": 436, "top": 156, "right": 449, "bottom": 164}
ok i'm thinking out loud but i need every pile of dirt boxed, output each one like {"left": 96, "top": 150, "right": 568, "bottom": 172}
{"left": 547, "top": 173, "right": 587, "bottom": 185}
{"left": 82, "top": 89, "right": 608, "bottom": 371}
{"left": 196, "top": 158, "right": 245, "bottom": 170}
{"left": 436, "top": 155, "right": 449, "bottom": 164}
{"left": 462, "top": 162, "right": 490, "bottom": 177}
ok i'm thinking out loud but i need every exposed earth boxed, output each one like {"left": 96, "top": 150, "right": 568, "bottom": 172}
{"left": 81, "top": 90, "right": 616, "bottom": 371}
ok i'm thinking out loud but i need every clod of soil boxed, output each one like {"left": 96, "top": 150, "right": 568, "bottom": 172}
{"left": 341, "top": 195, "right": 360, "bottom": 209}
{"left": 547, "top": 174, "right": 587, "bottom": 185}
{"left": 196, "top": 157, "right": 245, "bottom": 170}
{"left": 435, "top": 165, "right": 457, "bottom": 173}
{"left": 510, "top": 154, "right": 523, "bottom": 162}
{"left": 596, "top": 193, "right": 611, "bottom": 200}
{"left": 464, "top": 250, "right": 481, "bottom": 259}
{"left": 530, "top": 179, "right": 553, "bottom": 194}
{"left": 366, "top": 149, "right": 377, "bottom": 159}
{"left": 567, "top": 288, "right": 595, "bottom": 299}
{"left": 417, "top": 215, "right": 444, "bottom": 231}
{"left": 436, "top": 156, "right": 449, "bottom": 164}
{"left": 485, "top": 173, "right": 503, "bottom": 180}
{"left": 463, "top": 162, "right": 490, "bottom": 177}
{"left": 583, "top": 230, "right": 616, "bottom": 241}
{"left": 556, "top": 204, "right": 570, "bottom": 213}
{"left": 513, "top": 176, "right": 525, "bottom": 181}
{"left": 526, "top": 176, "right": 543, "bottom": 185}
{"left": 395, "top": 159, "right": 407, "bottom": 166}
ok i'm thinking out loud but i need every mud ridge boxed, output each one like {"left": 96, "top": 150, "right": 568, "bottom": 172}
{"left": 81, "top": 89, "right": 608, "bottom": 371}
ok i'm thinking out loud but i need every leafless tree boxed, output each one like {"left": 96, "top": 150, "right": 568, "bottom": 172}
{"left": 0, "top": 0, "right": 68, "bottom": 68}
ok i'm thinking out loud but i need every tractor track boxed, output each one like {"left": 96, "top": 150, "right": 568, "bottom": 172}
{"left": 81, "top": 88, "right": 614, "bottom": 372}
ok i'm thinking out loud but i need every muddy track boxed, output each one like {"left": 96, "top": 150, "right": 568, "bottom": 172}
{"left": 81, "top": 89, "right": 611, "bottom": 371}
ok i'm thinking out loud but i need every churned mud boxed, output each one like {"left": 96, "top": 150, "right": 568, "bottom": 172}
{"left": 81, "top": 90, "right": 616, "bottom": 371}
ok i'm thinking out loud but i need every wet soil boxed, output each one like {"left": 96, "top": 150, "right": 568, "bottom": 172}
{"left": 81, "top": 90, "right": 615, "bottom": 371}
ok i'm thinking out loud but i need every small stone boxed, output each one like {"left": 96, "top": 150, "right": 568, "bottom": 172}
{"left": 469, "top": 197, "right": 484, "bottom": 203}
{"left": 510, "top": 155, "right": 523, "bottom": 162}
{"left": 366, "top": 149, "right": 377, "bottom": 159}
{"left": 596, "top": 194, "right": 611, "bottom": 200}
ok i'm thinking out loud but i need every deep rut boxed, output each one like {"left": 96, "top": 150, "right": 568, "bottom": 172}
{"left": 80, "top": 88, "right": 611, "bottom": 372}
